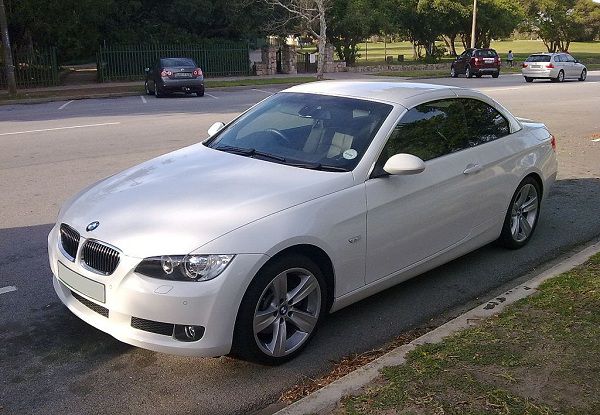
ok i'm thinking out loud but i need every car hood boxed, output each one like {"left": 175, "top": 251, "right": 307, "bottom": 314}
{"left": 58, "top": 144, "right": 354, "bottom": 258}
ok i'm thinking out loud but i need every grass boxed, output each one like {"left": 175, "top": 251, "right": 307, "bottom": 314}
{"left": 351, "top": 40, "right": 600, "bottom": 66}
{"left": 339, "top": 252, "right": 600, "bottom": 415}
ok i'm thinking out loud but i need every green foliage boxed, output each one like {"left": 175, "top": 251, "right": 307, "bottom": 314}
{"left": 4, "top": 0, "right": 272, "bottom": 63}
{"left": 522, "top": 0, "right": 600, "bottom": 52}
{"left": 328, "top": 0, "right": 387, "bottom": 65}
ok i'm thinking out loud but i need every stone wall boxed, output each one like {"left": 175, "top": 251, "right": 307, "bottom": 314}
{"left": 280, "top": 45, "right": 297, "bottom": 75}
{"left": 345, "top": 62, "right": 448, "bottom": 73}
{"left": 258, "top": 46, "right": 277, "bottom": 76}
{"left": 323, "top": 44, "right": 347, "bottom": 73}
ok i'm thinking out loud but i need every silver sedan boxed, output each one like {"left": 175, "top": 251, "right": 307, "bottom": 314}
{"left": 48, "top": 81, "right": 557, "bottom": 364}
{"left": 522, "top": 52, "right": 587, "bottom": 83}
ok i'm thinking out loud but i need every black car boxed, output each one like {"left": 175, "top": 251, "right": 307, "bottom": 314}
{"left": 145, "top": 57, "right": 205, "bottom": 97}
{"left": 451, "top": 48, "right": 501, "bottom": 78}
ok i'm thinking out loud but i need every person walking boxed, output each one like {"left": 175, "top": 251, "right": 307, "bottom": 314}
{"left": 507, "top": 50, "right": 514, "bottom": 67}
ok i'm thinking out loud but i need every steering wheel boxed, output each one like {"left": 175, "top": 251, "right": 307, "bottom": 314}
{"left": 264, "top": 128, "right": 291, "bottom": 146}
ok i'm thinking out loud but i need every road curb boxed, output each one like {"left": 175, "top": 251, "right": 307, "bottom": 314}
{"left": 274, "top": 239, "right": 600, "bottom": 415}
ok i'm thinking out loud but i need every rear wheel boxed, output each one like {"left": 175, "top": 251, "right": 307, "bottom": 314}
{"left": 579, "top": 69, "right": 587, "bottom": 81}
{"left": 476, "top": 73, "right": 482, "bottom": 78}
{"left": 196, "top": 90, "right": 204, "bottom": 97}
{"left": 465, "top": 66, "right": 473, "bottom": 78}
{"left": 231, "top": 254, "right": 326, "bottom": 365}
{"left": 144, "top": 80, "right": 152, "bottom": 95}
{"left": 154, "top": 81, "right": 164, "bottom": 98}
{"left": 492, "top": 71, "right": 499, "bottom": 78}
{"left": 556, "top": 70, "right": 565, "bottom": 83}
{"left": 450, "top": 66, "right": 458, "bottom": 78}
{"left": 497, "top": 177, "right": 541, "bottom": 249}
{"left": 524, "top": 77, "right": 533, "bottom": 83}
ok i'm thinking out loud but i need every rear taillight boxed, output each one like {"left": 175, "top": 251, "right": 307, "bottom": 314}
{"left": 474, "top": 57, "right": 482, "bottom": 65}
{"left": 546, "top": 63, "right": 554, "bottom": 69}
{"left": 193, "top": 68, "right": 203, "bottom": 77}
{"left": 160, "top": 69, "right": 172, "bottom": 77}
{"left": 497, "top": 57, "right": 501, "bottom": 64}
{"left": 550, "top": 134, "right": 556, "bottom": 152}
{"left": 522, "top": 62, "right": 528, "bottom": 68}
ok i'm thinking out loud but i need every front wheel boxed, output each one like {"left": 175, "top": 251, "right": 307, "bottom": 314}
{"left": 231, "top": 254, "right": 327, "bottom": 365}
{"left": 579, "top": 69, "right": 587, "bottom": 81}
{"left": 497, "top": 177, "right": 541, "bottom": 249}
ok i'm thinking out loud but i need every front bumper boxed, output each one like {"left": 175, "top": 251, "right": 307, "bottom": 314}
{"left": 48, "top": 224, "right": 266, "bottom": 357}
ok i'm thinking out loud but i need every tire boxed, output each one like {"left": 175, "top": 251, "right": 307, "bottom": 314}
{"left": 144, "top": 80, "right": 152, "bottom": 95}
{"left": 497, "top": 177, "right": 541, "bottom": 249}
{"left": 492, "top": 71, "right": 499, "bottom": 78}
{"left": 524, "top": 77, "right": 533, "bottom": 83}
{"left": 465, "top": 66, "right": 473, "bottom": 78}
{"left": 154, "top": 81, "right": 164, "bottom": 98}
{"left": 196, "top": 91, "right": 204, "bottom": 97}
{"left": 579, "top": 69, "right": 587, "bottom": 81}
{"left": 556, "top": 70, "right": 565, "bottom": 83}
{"left": 231, "top": 254, "right": 327, "bottom": 365}
{"left": 476, "top": 73, "right": 482, "bottom": 78}
{"left": 450, "top": 66, "right": 457, "bottom": 78}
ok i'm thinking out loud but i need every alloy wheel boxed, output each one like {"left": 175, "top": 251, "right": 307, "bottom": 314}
{"left": 253, "top": 267, "right": 321, "bottom": 357}
{"left": 580, "top": 69, "right": 587, "bottom": 81}
{"left": 509, "top": 183, "right": 539, "bottom": 243}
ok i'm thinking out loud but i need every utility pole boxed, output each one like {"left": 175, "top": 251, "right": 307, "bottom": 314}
{"left": 0, "top": 0, "right": 16, "bottom": 96}
{"left": 470, "top": 0, "right": 477, "bottom": 49}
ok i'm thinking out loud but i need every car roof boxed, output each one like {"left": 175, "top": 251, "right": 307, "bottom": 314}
{"left": 283, "top": 81, "right": 462, "bottom": 106}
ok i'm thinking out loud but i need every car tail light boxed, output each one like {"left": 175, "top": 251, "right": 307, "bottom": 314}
{"left": 496, "top": 57, "right": 501, "bottom": 64}
{"left": 550, "top": 134, "right": 556, "bottom": 152}
{"left": 522, "top": 62, "right": 528, "bottom": 68}
{"left": 474, "top": 57, "right": 482, "bottom": 65}
{"left": 193, "top": 68, "right": 203, "bottom": 77}
{"left": 160, "top": 69, "right": 173, "bottom": 77}
{"left": 546, "top": 63, "right": 554, "bottom": 69}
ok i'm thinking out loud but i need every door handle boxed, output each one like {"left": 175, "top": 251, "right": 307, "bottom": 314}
{"left": 463, "top": 163, "right": 482, "bottom": 175}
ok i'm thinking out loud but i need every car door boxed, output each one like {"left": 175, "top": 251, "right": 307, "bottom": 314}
{"left": 455, "top": 51, "right": 468, "bottom": 73}
{"left": 557, "top": 54, "right": 571, "bottom": 77}
{"left": 564, "top": 54, "right": 579, "bottom": 77}
{"left": 364, "top": 98, "right": 485, "bottom": 284}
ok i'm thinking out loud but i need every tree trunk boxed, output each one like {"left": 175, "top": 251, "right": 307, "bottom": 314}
{"left": 449, "top": 34, "right": 457, "bottom": 56}
{"left": 0, "top": 0, "right": 17, "bottom": 97}
{"left": 316, "top": 0, "right": 326, "bottom": 80}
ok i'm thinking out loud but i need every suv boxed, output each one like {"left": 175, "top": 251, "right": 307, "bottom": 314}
{"left": 451, "top": 48, "right": 501, "bottom": 78}
{"left": 522, "top": 53, "right": 587, "bottom": 83}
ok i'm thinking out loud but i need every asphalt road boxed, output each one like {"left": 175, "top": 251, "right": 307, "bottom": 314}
{"left": 1, "top": 73, "right": 600, "bottom": 415}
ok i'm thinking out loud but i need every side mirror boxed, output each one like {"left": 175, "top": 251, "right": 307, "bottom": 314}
{"left": 207, "top": 122, "right": 225, "bottom": 137}
{"left": 383, "top": 153, "right": 426, "bottom": 175}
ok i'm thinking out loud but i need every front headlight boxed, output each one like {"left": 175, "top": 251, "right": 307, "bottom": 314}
{"left": 135, "top": 254, "right": 234, "bottom": 282}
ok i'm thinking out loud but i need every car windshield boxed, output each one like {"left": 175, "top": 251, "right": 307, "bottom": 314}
{"left": 526, "top": 55, "right": 551, "bottom": 62}
{"left": 161, "top": 58, "right": 196, "bottom": 67}
{"left": 205, "top": 92, "right": 393, "bottom": 171}
{"left": 475, "top": 50, "right": 497, "bottom": 57}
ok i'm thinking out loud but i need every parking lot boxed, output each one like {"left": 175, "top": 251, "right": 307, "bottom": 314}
{"left": 1, "top": 73, "right": 600, "bottom": 414}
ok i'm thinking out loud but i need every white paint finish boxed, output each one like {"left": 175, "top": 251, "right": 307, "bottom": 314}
{"left": 0, "top": 285, "right": 17, "bottom": 295}
{"left": 0, "top": 122, "right": 121, "bottom": 137}
{"left": 275, "top": 240, "right": 600, "bottom": 415}
{"left": 140, "top": 95, "right": 147, "bottom": 104}
{"left": 58, "top": 100, "right": 74, "bottom": 110}
{"left": 49, "top": 82, "right": 557, "bottom": 358}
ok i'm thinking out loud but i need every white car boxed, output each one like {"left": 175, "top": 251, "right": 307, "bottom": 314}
{"left": 522, "top": 52, "right": 587, "bottom": 83}
{"left": 48, "top": 81, "right": 557, "bottom": 364}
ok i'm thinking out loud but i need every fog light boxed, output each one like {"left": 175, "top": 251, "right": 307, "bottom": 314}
{"left": 174, "top": 324, "right": 205, "bottom": 342}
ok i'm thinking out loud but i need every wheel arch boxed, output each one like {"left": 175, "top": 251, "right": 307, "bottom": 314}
{"left": 260, "top": 244, "right": 336, "bottom": 312}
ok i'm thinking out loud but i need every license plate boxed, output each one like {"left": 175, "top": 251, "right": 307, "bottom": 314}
{"left": 175, "top": 72, "right": 192, "bottom": 78}
{"left": 532, "top": 64, "right": 541, "bottom": 68}
{"left": 58, "top": 261, "right": 105, "bottom": 303}
{"left": 483, "top": 58, "right": 494, "bottom": 63}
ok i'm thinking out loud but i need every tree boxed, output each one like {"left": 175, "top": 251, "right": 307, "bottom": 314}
{"left": 461, "top": 0, "right": 524, "bottom": 48}
{"left": 522, "top": 0, "right": 600, "bottom": 52}
{"left": 0, "top": 0, "right": 16, "bottom": 95}
{"left": 266, "top": 0, "right": 330, "bottom": 79}
{"left": 328, "top": 0, "right": 387, "bottom": 65}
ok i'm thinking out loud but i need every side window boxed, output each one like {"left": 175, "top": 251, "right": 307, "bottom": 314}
{"left": 565, "top": 54, "right": 576, "bottom": 63}
{"left": 461, "top": 99, "right": 510, "bottom": 146}
{"left": 379, "top": 99, "right": 469, "bottom": 163}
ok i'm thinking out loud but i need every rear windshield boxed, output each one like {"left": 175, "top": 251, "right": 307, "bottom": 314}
{"left": 161, "top": 58, "right": 196, "bottom": 67}
{"left": 475, "top": 50, "right": 497, "bottom": 58}
{"left": 525, "top": 55, "right": 551, "bottom": 62}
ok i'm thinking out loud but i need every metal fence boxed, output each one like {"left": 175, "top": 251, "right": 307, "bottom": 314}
{"left": 97, "top": 43, "right": 251, "bottom": 81}
{"left": 0, "top": 48, "right": 59, "bottom": 88}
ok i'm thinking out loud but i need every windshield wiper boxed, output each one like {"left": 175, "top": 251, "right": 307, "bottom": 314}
{"left": 214, "top": 145, "right": 255, "bottom": 156}
{"left": 252, "top": 150, "right": 286, "bottom": 162}
{"left": 285, "top": 161, "right": 349, "bottom": 172}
